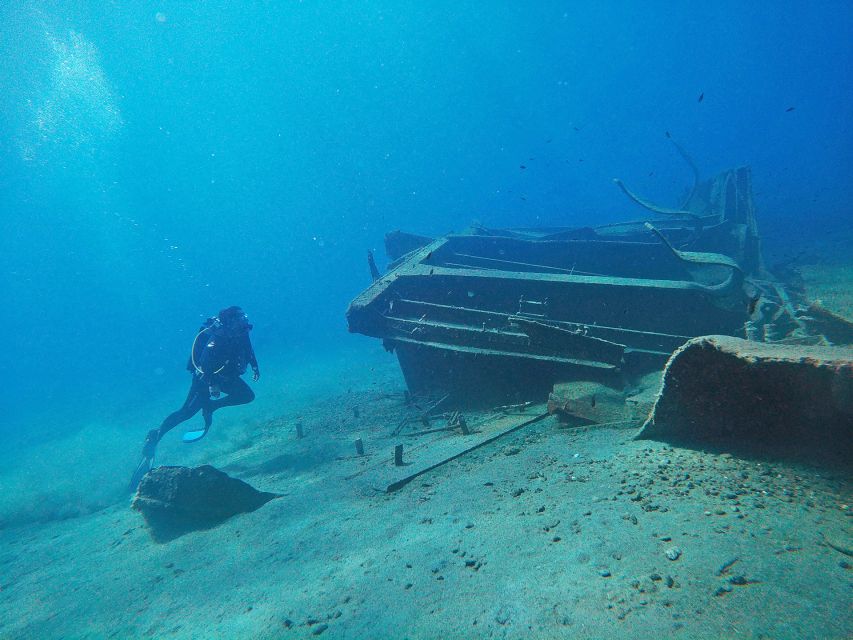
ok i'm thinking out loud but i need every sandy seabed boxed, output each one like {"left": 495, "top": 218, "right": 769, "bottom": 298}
{"left": 1, "top": 262, "right": 851, "bottom": 640}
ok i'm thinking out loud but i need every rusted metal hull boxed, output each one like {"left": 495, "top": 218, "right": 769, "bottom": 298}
{"left": 346, "top": 167, "right": 815, "bottom": 404}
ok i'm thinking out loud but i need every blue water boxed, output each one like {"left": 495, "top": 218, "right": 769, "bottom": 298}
{"left": 1, "top": 5, "right": 853, "bottom": 639}
{"left": 1, "top": 4, "right": 850, "bottom": 466}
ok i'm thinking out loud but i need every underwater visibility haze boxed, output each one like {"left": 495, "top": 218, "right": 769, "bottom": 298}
{"left": 0, "top": 2, "right": 851, "bottom": 639}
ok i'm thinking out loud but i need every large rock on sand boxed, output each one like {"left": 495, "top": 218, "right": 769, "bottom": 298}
{"left": 637, "top": 336, "right": 853, "bottom": 457}
{"left": 132, "top": 465, "right": 279, "bottom": 542}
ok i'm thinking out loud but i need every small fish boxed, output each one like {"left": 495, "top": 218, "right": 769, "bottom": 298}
{"left": 648, "top": 170, "right": 654, "bottom": 176}
{"left": 698, "top": 92, "right": 704, "bottom": 102}
{"left": 545, "top": 138, "right": 552, "bottom": 143}
{"left": 520, "top": 165, "right": 526, "bottom": 169}
{"left": 785, "top": 106, "right": 795, "bottom": 112}
{"left": 665, "top": 131, "right": 671, "bottom": 138}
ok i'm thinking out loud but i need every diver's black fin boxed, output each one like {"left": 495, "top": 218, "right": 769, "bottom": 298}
{"left": 128, "top": 456, "right": 152, "bottom": 493}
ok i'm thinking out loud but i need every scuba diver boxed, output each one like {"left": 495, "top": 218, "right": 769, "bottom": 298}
{"left": 130, "top": 306, "right": 260, "bottom": 489}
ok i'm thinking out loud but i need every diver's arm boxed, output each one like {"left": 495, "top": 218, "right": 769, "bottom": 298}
{"left": 246, "top": 335, "right": 260, "bottom": 381}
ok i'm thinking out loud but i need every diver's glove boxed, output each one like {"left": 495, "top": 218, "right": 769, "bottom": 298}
{"left": 252, "top": 366, "right": 260, "bottom": 382}
{"left": 209, "top": 383, "right": 221, "bottom": 398}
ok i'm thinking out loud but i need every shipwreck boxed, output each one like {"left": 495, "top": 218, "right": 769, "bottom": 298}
{"left": 347, "top": 156, "right": 851, "bottom": 408}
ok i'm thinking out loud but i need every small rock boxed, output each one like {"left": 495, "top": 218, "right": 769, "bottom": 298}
{"left": 713, "top": 585, "right": 733, "bottom": 597}
{"left": 664, "top": 547, "right": 682, "bottom": 561}
{"left": 511, "top": 488, "right": 525, "bottom": 498}
{"left": 665, "top": 575, "right": 675, "bottom": 588}
{"left": 650, "top": 573, "right": 662, "bottom": 582}
{"left": 599, "top": 569, "right": 612, "bottom": 577}
{"left": 504, "top": 447, "right": 521, "bottom": 456}
{"left": 312, "top": 623, "right": 329, "bottom": 635}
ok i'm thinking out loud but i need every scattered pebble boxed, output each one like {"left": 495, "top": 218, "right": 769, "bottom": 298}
{"left": 599, "top": 569, "right": 611, "bottom": 577}
{"left": 665, "top": 547, "right": 682, "bottom": 561}
{"left": 715, "top": 557, "right": 739, "bottom": 576}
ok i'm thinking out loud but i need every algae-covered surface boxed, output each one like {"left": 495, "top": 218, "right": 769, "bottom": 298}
{"left": 0, "top": 345, "right": 850, "bottom": 640}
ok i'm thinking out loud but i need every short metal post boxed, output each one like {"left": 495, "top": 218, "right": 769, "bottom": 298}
{"left": 296, "top": 422, "right": 304, "bottom": 439}
{"left": 355, "top": 438, "right": 364, "bottom": 456}
{"left": 394, "top": 444, "right": 404, "bottom": 466}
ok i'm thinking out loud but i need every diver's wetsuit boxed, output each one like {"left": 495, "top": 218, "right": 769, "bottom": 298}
{"left": 145, "top": 319, "right": 258, "bottom": 453}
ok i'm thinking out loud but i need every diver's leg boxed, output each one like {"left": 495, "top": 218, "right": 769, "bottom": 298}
{"left": 131, "top": 377, "right": 208, "bottom": 489}
{"left": 146, "top": 377, "right": 208, "bottom": 451}
{"left": 206, "top": 377, "right": 255, "bottom": 414}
